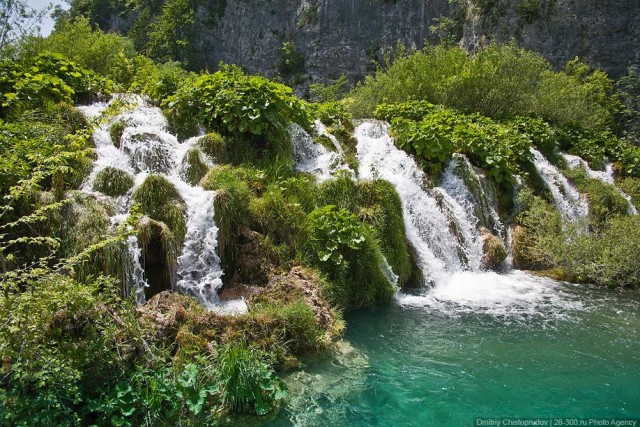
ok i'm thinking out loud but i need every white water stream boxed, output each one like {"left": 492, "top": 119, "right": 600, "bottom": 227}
{"left": 79, "top": 96, "right": 234, "bottom": 309}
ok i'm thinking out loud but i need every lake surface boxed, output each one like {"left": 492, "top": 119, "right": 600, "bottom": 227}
{"left": 269, "top": 272, "right": 640, "bottom": 426}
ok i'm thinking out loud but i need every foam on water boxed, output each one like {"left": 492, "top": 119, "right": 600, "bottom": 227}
{"left": 396, "top": 270, "right": 581, "bottom": 317}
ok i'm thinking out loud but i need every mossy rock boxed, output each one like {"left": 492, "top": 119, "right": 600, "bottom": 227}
{"left": 109, "top": 119, "right": 127, "bottom": 148}
{"left": 133, "top": 175, "right": 187, "bottom": 245}
{"left": 480, "top": 227, "right": 507, "bottom": 270}
{"left": 93, "top": 167, "right": 134, "bottom": 197}
{"left": 199, "top": 132, "right": 227, "bottom": 163}
{"left": 180, "top": 148, "right": 209, "bottom": 186}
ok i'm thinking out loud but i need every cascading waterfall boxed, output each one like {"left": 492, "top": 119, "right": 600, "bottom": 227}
{"left": 78, "top": 96, "right": 228, "bottom": 308}
{"left": 530, "top": 148, "right": 589, "bottom": 221}
{"left": 354, "top": 121, "right": 572, "bottom": 314}
{"left": 355, "top": 121, "right": 486, "bottom": 284}
{"left": 562, "top": 153, "right": 638, "bottom": 215}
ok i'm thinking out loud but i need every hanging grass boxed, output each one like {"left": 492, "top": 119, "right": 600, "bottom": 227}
{"left": 109, "top": 119, "right": 127, "bottom": 148}
{"left": 199, "top": 132, "right": 227, "bottom": 163}
{"left": 133, "top": 174, "right": 186, "bottom": 245}
{"left": 93, "top": 167, "right": 134, "bottom": 197}
{"left": 180, "top": 148, "right": 209, "bottom": 186}
{"left": 137, "top": 218, "right": 179, "bottom": 299}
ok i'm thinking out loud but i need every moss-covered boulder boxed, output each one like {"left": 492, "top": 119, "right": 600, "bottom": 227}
{"left": 480, "top": 227, "right": 507, "bottom": 270}
{"left": 93, "top": 167, "right": 134, "bottom": 197}
{"left": 109, "top": 119, "right": 127, "bottom": 148}
{"left": 199, "top": 132, "right": 227, "bottom": 163}
{"left": 180, "top": 148, "right": 209, "bottom": 186}
{"left": 133, "top": 175, "right": 186, "bottom": 245}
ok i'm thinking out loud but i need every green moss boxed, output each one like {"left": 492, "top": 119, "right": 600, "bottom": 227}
{"left": 109, "top": 119, "right": 127, "bottom": 148}
{"left": 180, "top": 148, "right": 209, "bottom": 185}
{"left": 618, "top": 177, "right": 640, "bottom": 207}
{"left": 202, "top": 166, "right": 253, "bottom": 280}
{"left": 199, "top": 132, "right": 227, "bottom": 163}
{"left": 93, "top": 167, "right": 134, "bottom": 197}
{"left": 133, "top": 175, "right": 186, "bottom": 244}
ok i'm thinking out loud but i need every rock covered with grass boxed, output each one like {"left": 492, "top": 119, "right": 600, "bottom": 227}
{"left": 93, "top": 167, "right": 134, "bottom": 197}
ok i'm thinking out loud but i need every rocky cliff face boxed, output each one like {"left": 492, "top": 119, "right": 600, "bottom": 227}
{"left": 103, "top": 0, "right": 639, "bottom": 83}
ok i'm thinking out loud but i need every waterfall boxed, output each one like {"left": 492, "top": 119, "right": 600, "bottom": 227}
{"left": 562, "top": 153, "right": 638, "bottom": 215}
{"left": 355, "top": 121, "right": 488, "bottom": 285}
{"left": 78, "top": 96, "right": 227, "bottom": 308}
{"left": 289, "top": 123, "right": 353, "bottom": 181}
{"left": 530, "top": 148, "right": 589, "bottom": 221}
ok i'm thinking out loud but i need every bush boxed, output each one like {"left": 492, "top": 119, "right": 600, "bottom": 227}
{"left": 349, "top": 44, "right": 618, "bottom": 131}
{"left": 305, "top": 205, "right": 394, "bottom": 305}
{"left": 93, "top": 167, "right": 134, "bottom": 197}
{"left": 163, "top": 64, "right": 311, "bottom": 149}
{"left": 386, "top": 106, "right": 531, "bottom": 184}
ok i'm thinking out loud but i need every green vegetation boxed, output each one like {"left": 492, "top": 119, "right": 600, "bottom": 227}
{"left": 93, "top": 167, "right": 134, "bottom": 197}
{"left": 514, "top": 189, "right": 640, "bottom": 287}
{"left": 349, "top": 44, "right": 617, "bottom": 131}
{"left": 133, "top": 175, "right": 187, "bottom": 245}
{"left": 164, "top": 64, "right": 310, "bottom": 145}
{"left": 4, "top": 6, "right": 640, "bottom": 424}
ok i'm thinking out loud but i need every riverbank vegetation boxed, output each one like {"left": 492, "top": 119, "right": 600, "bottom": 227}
{"left": 1, "top": 8, "right": 640, "bottom": 425}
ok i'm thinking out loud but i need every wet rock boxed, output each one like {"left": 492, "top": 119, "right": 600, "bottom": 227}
{"left": 480, "top": 227, "right": 507, "bottom": 269}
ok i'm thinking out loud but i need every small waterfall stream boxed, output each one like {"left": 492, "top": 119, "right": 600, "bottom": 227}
{"left": 79, "top": 96, "right": 227, "bottom": 308}
{"left": 289, "top": 123, "right": 353, "bottom": 181}
{"left": 530, "top": 148, "right": 589, "bottom": 221}
{"left": 562, "top": 153, "right": 638, "bottom": 215}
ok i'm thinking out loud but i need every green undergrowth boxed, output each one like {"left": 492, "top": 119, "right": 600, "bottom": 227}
{"left": 513, "top": 187, "right": 640, "bottom": 287}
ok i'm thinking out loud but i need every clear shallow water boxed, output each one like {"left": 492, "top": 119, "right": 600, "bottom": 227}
{"left": 270, "top": 273, "right": 640, "bottom": 426}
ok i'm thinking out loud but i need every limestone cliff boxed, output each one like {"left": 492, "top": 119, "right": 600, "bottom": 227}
{"left": 96, "top": 0, "right": 639, "bottom": 83}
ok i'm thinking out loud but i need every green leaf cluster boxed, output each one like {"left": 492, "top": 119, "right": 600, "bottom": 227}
{"left": 164, "top": 64, "right": 311, "bottom": 150}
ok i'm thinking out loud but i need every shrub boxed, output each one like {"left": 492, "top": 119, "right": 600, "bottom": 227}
{"left": 305, "top": 205, "right": 394, "bottom": 305}
{"left": 93, "top": 167, "right": 134, "bottom": 197}
{"left": 348, "top": 44, "right": 618, "bottom": 131}
{"left": 163, "top": 64, "right": 311, "bottom": 149}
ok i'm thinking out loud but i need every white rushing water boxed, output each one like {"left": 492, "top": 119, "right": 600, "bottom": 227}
{"left": 289, "top": 123, "right": 353, "bottom": 181}
{"left": 78, "top": 96, "right": 231, "bottom": 309}
{"left": 354, "top": 121, "right": 581, "bottom": 316}
{"left": 356, "top": 121, "right": 489, "bottom": 285}
{"left": 530, "top": 148, "right": 589, "bottom": 221}
{"left": 562, "top": 153, "right": 638, "bottom": 215}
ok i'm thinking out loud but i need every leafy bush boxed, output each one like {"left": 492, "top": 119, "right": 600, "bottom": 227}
{"left": 387, "top": 106, "right": 531, "bottom": 184}
{"left": 306, "top": 205, "right": 394, "bottom": 305}
{"left": 21, "top": 17, "right": 138, "bottom": 88}
{"left": 93, "top": 167, "right": 134, "bottom": 197}
{"left": 349, "top": 44, "right": 618, "bottom": 131}
{"left": 163, "top": 64, "right": 311, "bottom": 148}
{"left": 0, "top": 52, "right": 110, "bottom": 117}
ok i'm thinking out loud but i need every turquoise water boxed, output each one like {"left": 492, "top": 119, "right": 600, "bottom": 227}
{"left": 270, "top": 273, "right": 640, "bottom": 426}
